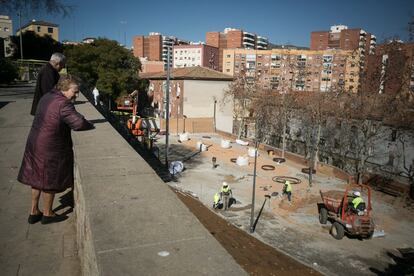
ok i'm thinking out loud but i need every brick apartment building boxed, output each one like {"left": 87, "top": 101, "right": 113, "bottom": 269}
{"left": 311, "top": 25, "right": 377, "bottom": 78}
{"left": 173, "top": 44, "right": 219, "bottom": 71}
{"left": 222, "top": 48, "right": 360, "bottom": 93}
{"left": 133, "top": 32, "right": 188, "bottom": 71}
{"left": 206, "top": 28, "right": 269, "bottom": 71}
{"left": 311, "top": 25, "right": 376, "bottom": 53}
{"left": 362, "top": 42, "right": 414, "bottom": 97}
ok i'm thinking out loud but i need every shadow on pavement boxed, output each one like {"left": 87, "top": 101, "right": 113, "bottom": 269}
{"left": 89, "top": 118, "right": 107, "bottom": 124}
{"left": 53, "top": 189, "right": 74, "bottom": 216}
{"left": 80, "top": 90, "right": 175, "bottom": 182}
{"left": 0, "top": 101, "right": 12, "bottom": 109}
{"left": 369, "top": 247, "right": 414, "bottom": 275}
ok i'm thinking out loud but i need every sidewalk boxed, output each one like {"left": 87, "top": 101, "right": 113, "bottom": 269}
{"left": 0, "top": 86, "right": 247, "bottom": 275}
{"left": 0, "top": 85, "right": 80, "bottom": 275}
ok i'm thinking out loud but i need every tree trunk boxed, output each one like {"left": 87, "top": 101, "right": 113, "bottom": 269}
{"left": 282, "top": 122, "right": 286, "bottom": 158}
{"left": 313, "top": 124, "right": 322, "bottom": 169}
{"left": 358, "top": 157, "right": 366, "bottom": 184}
{"left": 237, "top": 117, "right": 245, "bottom": 139}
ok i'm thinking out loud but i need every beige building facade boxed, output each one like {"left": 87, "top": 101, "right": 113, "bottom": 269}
{"left": 223, "top": 48, "right": 360, "bottom": 93}
{"left": 17, "top": 20, "right": 59, "bottom": 41}
{"left": 140, "top": 67, "right": 234, "bottom": 134}
{"left": 0, "top": 15, "right": 13, "bottom": 57}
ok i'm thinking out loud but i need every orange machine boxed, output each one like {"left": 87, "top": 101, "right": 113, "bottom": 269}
{"left": 116, "top": 95, "right": 134, "bottom": 111}
{"left": 123, "top": 90, "right": 159, "bottom": 149}
{"left": 318, "top": 183, "right": 375, "bottom": 240}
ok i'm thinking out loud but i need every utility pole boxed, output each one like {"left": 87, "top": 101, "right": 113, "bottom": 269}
{"left": 249, "top": 140, "right": 259, "bottom": 233}
{"left": 120, "top": 21, "right": 127, "bottom": 46}
{"left": 165, "top": 47, "right": 171, "bottom": 167}
{"left": 18, "top": 10, "right": 23, "bottom": 60}
{"left": 213, "top": 97, "right": 217, "bottom": 132}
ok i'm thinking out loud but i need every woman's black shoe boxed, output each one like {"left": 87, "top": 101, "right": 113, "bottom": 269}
{"left": 41, "top": 214, "right": 68, "bottom": 224}
{"left": 28, "top": 212, "right": 43, "bottom": 224}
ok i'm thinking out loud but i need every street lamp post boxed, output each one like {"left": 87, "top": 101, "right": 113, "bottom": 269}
{"left": 213, "top": 97, "right": 217, "bottom": 132}
{"left": 18, "top": 10, "right": 23, "bottom": 60}
{"left": 120, "top": 21, "right": 127, "bottom": 46}
{"left": 249, "top": 140, "right": 259, "bottom": 233}
{"left": 165, "top": 47, "right": 171, "bottom": 166}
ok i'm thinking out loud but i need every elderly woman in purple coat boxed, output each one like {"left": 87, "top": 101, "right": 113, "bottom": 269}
{"left": 18, "top": 75, "right": 94, "bottom": 224}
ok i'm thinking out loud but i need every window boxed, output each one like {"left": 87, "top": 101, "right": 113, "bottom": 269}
{"left": 226, "top": 54, "right": 231, "bottom": 58}
{"left": 48, "top": 27, "right": 53, "bottom": 33}
{"left": 37, "top": 26, "right": 41, "bottom": 32}
{"left": 4, "top": 27, "right": 9, "bottom": 32}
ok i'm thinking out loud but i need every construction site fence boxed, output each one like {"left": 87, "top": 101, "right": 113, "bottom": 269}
{"left": 12, "top": 59, "right": 68, "bottom": 81}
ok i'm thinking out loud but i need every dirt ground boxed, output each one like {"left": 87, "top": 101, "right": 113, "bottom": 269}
{"left": 174, "top": 189, "right": 320, "bottom": 276}
{"left": 155, "top": 133, "right": 414, "bottom": 275}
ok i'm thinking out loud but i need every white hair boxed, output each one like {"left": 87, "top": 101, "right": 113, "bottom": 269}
{"left": 50, "top": 52, "right": 66, "bottom": 65}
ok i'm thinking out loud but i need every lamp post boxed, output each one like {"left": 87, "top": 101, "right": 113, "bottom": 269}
{"left": 120, "top": 20, "right": 127, "bottom": 46}
{"left": 183, "top": 115, "right": 187, "bottom": 133}
{"left": 165, "top": 47, "right": 171, "bottom": 166}
{"left": 176, "top": 95, "right": 179, "bottom": 135}
{"left": 249, "top": 140, "right": 259, "bottom": 233}
{"left": 213, "top": 96, "right": 217, "bottom": 132}
{"left": 18, "top": 10, "right": 23, "bottom": 60}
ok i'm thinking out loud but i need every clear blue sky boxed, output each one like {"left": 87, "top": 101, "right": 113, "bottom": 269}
{"left": 7, "top": 0, "right": 414, "bottom": 48}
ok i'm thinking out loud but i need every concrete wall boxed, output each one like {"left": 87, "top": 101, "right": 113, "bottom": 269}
{"left": 183, "top": 80, "right": 233, "bottom": 134}
{"left": 72, "top": 94, "right": 246, "bottom": 275}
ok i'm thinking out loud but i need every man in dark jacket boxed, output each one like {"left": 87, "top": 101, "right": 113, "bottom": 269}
{"left": 19, "top": 74, "right": 94, "bottom": 224}
{"left": 30, "top": 52, "right": 66, "bottom": 115}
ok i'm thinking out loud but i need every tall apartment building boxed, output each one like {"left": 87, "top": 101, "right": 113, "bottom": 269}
{"left": 362, "top": 42, "right": 414, "bottom": 96}
{"left": 0, "top": 15, "right": 13, "bottom": 57}
{"left": 133, "top": 32, "right": 189, "bottom": 71}
{"left": 173, "top": 44, "right": 219, "bottom": 70}
{"left": 223, "top": 48, "right": 359, "bottom": 93}
{"left": 206, "top": 28, "right": 269, "bottom": 71}
{"left": 16, "top": 19, "right": 59, "bottom": 41}
{"left": 311, "top": 25, "right": 376, "bottom": 53}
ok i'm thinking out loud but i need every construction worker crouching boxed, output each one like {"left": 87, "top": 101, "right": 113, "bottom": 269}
{"left": 213, "top": 192, "right": 222, "bottom": 209}
{"left": 283, "top": 180, "right": 292, "bottom": 202}
{"left": 351, "top": 191, "right": 365, "bottom": 214}
{"left": 220, "top": 182, "right": 233, "bottom": 210}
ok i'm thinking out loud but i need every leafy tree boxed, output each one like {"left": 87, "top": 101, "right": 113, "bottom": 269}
{"left": 10, "top": 31, "right": 63, "bottom": 60}
{"left": 0, "top": 0, "right": 72, "bottom": 16}
{"left": 64, "top": 38, "right": 141, "bottom": 100}
{"left": 0, "top": 57, "right": 19, "bottom": 84}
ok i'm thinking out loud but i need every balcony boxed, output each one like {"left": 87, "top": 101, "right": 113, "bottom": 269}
{"left": 244, "top": 32, "right": 255, "bottom": 39}
{"left": 243, "top": 36, "right": 255, "bottom": 43}
{"left": 243, "top": 41, "right": 255, "bottom": 48}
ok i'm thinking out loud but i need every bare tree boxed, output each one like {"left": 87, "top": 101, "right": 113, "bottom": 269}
{"left": 407, "top": 15, "right": 414, "bottom": 42}
{"left": 398, "top": 135, "right": 414, "bottom": 199}
{"left": 224, "top": 68, "right": 262, "bottom": 139}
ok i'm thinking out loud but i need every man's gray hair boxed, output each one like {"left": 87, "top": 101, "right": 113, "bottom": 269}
{"left": 50, "top": 52, "right": 66, "bottom": 65}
